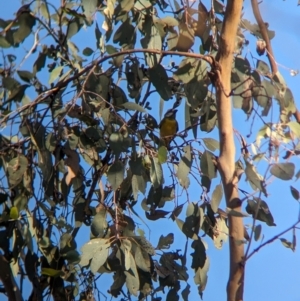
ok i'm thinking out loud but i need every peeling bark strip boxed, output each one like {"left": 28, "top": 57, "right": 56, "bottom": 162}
{"left": 215, "top": 1, "right": 245, "bottom": 301}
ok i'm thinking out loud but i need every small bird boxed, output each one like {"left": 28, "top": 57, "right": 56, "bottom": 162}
{"left": 159, "top": 109, "right": 178, "bottom": 149}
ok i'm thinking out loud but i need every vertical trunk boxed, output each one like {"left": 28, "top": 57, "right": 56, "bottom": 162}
{"left": 215, "top": 1, "right": 244, "bottom": 300}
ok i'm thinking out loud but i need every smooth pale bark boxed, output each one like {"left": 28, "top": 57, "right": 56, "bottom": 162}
{"left": 215, "top": 1, "right": 244, "bottom": 300}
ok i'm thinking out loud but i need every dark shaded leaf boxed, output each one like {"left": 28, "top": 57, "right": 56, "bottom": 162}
{"left": 156, "top": 233, "right": 174, "bottom": 250}
{"left": 246, "top": 198, "right": 276, "bottom": 226}
{"left": 82, "top": 47, "right": 94, "bottom": 56}
{"left": 107, "top": 161, "right": 125, "bottom": 191}
{"left": 149, "top": 64, "right": 172, "bottom": 100}
{"left": 254, "top": 224, "right": 262, "bottom": 241}
{"left": 290, "top": 186, "right": 300, "bottom": 201}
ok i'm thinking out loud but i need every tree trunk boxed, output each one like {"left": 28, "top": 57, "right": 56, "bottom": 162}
{"left": 215, "top": 1, "right": 244, "bottom": 300}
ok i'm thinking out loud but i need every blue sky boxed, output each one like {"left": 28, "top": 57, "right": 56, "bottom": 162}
{"left": 1, "top": 1, "right": 300, "bottom": 300}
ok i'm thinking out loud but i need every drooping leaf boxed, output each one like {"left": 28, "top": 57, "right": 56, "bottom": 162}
{"left": 177, "top": 145, "right": 192, "bottom": 188}
{"left": 194, "top": 256, "right": 210, "bottom": 296}
{"left": 107, "top": 161, "right": 125, "bottom": 191}
{"left": 290, "top": 186, "right": 300, "bottom": 201}
{"left": 254, "top": 224, "right": 262, "bottom": 241}
{"left": 191, "top": 239, "right": 206, "bottom": 269}
{"left": 13, "top": 12, "right": 36, "bottom": 44}
{"left": 200, "top": 150, "right": 217, "bottom": 180}
{"left": 148, "top": 64, "right": 172, "bottom": 100}
{"left": 280, "top": 238, "right": 294, "bottom": 251}
{"left": 91, "top": 208, "right": 108, "bottom": 238}
{"left": 211, "top": 184, "right": 223, "bottom": 213}
{"left": 245, "top": 161, "right": 267, "bottom": 196}
{"left": 150, "top": 157, "right": 164, "bottom": 189}
{"left": 158, "top": 146, "right": 168, "bottom": 164}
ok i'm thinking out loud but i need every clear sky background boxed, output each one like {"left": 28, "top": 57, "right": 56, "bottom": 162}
{"left": 1, "top": 1, "right": 300, "bottom": 300}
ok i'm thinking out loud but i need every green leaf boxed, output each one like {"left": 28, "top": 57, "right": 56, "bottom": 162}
{"left": 113, "top": 19, "right": 136, "bottom": 48}
{"left": 270, "top": 163, "right": 295, "bottom": 181}
{"left": 17, "top": 70, "right": 34, "bottom": 83}
{"left": 200, "top": 150, "right": 217, "bottom": 180}
{"left": 177, "top": 145, "right": 192, "bottom": 188}
{"left": 141, "top": 24, "right": 162, "bottom": 67}
{"left": 66, "top": 18, "right": 83, "bottom": 39}
{"left": 213, "top": 218, "right": 228, "bottom": 249}
{"left": 290, "top": 186, "right": 300, "bottom": 201}
{"left": 9, "top": 206, "right": 19, "bottom": 220}
{"left": 194, "top": 256, "right": 210, "bottom": 294}
{"left": 107, "top": 161, "right": 125, "bottom": 191}
{"left": 211, "top": 184, "right": 223, "bottom": 213}
{"left": 82, "top": 47, "right": 94, "bottom": 56}
{"left": 121, "top": 102, "right": 146, "bottom": 112}
{"left": 41, "top": 268, "right": 61, "bottom": 277}
{"left": 120, "top": 0, "right": 134, "bottom": 12}
{"left": 0, "top": 36, "right": 11, "bottom": 48}
{"left": 202, "top": 137, "right": 220, "bottom": 151}
{"left": 245, "top": 161, "right": 267, "bottom": 196}
{"left": 33, "top": 51, "right": 47, "bottom": 74}
{"left": 49, "top": 66, "right": 63, "bottom": 84}
{"left": 256, "top": 60, "right": 270, "bottom": 75}
{"left": 82, "top": 0, "right": 97, "bottom": 21}
{"left": 80, "top": 238, "right": 110, "bottom": 274}
{"left": 91, "top": 210, "right": 108, "bottom": 238}
{"left": 106, "top": 44, "right": 118, "bottom": 54}
{"left": 158, "top": 146, "right": 168, "bottom": 164}
{"left": 287, "top": 121, "right": 300, "bottom": 139}
{"left": 150, "top": 157, "right": 164, "bottom": 189}
{"left": 7, "top": 155, "right": 28, "bottom": 186}
{"left": 185, "top": 79, "right": 208, "bottom": 108}
{"left": 280, "top": 238, "right": 294, "bottom": 251}
{"left": 148, "top": 64, "right": 172, "bottom": 100}
{"left": 13, "top": 12, "right": 36, "bottom": 44}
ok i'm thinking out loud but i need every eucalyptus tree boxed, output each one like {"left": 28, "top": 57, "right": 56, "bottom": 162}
{"left": 0, "top": 1, "right": 299, "bottom": 301}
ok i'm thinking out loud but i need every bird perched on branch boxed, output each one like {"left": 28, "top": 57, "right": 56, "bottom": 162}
{"left": 159, "top": 109, "right": 178, "bottom": 149}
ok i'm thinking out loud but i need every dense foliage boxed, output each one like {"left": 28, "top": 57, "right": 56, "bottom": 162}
{"left": 0, "top": 1, "right": 299, "bottom": 300}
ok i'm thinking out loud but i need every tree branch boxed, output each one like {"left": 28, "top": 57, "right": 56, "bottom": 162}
{"left": 246, "top": 220, "right": 300, "bottom": 261}
{"left": 251, "top": 0, "right": 300, "bottom": 122}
